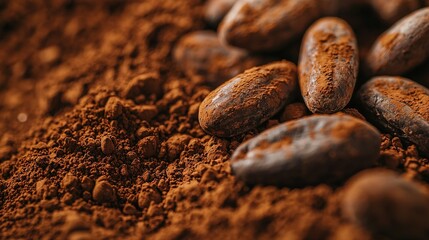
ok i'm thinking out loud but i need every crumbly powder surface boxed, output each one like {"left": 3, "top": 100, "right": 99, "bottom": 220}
{"left": 1, "top": 1, "right": 429, "bottom": 240}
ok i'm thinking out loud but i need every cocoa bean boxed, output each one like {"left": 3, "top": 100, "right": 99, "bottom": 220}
{"left": 199, "top": 61, "right": 297, "bottom": 137}
{"left": 358, "top": 76, "right": 429, "bottom": 156}
{"left": 343, "top": 169, "right": 429, "bottom": 240}
{"left": 219, "top": 0, "right": 342, "bottom": 52}
{"left": 231, "top": 114, "right": 381, "bottom": 186}
{"left": 366, "top": 7, "right": 429, "bottom": 75}
{"left": 173, "top": 31, "right": 269, "bottom": 87}
{"left": 299, "top": 17, "right": 358, "bottom": 113}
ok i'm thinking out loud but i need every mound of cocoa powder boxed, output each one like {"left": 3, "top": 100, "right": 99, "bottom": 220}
{"left": 1, "top": 1, "right": 429, "bottom": 240}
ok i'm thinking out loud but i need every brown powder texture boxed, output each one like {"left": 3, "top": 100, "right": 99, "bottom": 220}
{"left": 0, "top": 1, "right": 429, "bottom": 240}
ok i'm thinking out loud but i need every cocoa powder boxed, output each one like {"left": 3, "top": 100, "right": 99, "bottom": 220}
{"left": 1, "top": 1, "right": 429, "bottom": 240}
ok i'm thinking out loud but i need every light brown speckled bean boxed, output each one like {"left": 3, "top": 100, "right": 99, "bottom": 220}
{"left": 299, "top": 17, "right": 358, "bottom": 113}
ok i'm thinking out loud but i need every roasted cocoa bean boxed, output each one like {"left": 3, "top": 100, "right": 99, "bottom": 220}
{"left": 343, "top": 169, "right": 429, "bottom": 240}
{"left": 231, "top": 114, "right": 381, "bottom": 186}
{"left": 366, "top": 7, "right": 429, "bottom": 75}
{"left": 199, "top": 61, "right": 297, "bottom": 137}
{"left": 204, "top": 0, "right": 236, "bottom": 26}
{"left": 358, "top": 76, "right": 429, "bottom": 156}
{"left": 280, "top": 102, "right": 308, "bottom": 123}
{"left": 218, "top": 0, "right": 342, "bottom": 52}
{"left": 299, "top": 17, "right": 358, "bottom": 113}
{"left": 367, "top": 0, "right": 421, "bottom": 24}
{"left": 173, "top": 31, "right": 269, "bottom": 87}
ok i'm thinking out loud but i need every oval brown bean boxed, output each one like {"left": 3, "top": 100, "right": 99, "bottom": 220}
{"left": 218, "top": 0, "right": 342, "bottom": 52}
{"left": 173, "top": 31, "right": 269, "bottom": 87}
{"left": 358, "top": 76, "right": 429, "bottom": 156}
{"left": 366, "top": 7, "right": 429, "bottom": 75}
{"left": 343, "top": 169, "right": 429, "bottom": 240}
{"left": 198, "top": 61, "right": 297, "bottom": 137}
{"left": 204, "top": 0, "right": 236, "bottom": 26}
{"left": 299, "top": 17, "right": 358, "bottom": 113}
{"left": 231, "top": 114, "right": 381, "bottom": 186}
{"left": 367, "top": 0, "right": 420, "bottom": 24}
